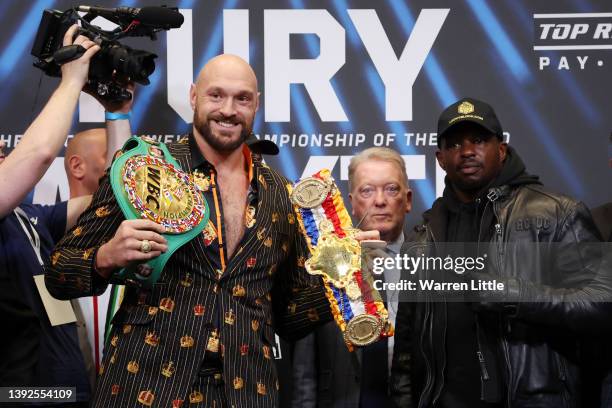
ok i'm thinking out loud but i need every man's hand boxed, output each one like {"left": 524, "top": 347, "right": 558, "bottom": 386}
{"left": 59, "top": 24, "right": 100, "bottom": 90}
{"left": 95, "top": 219, "right": 168, "bottom": 279}
{"left": 85, "top": 78, "right": 135, "bottom": 113}
{"left": 466, "top": 271, "right": 521, "bottom": 314}
{"left": 355, "top": 230, "right": 381, "bottom": 241}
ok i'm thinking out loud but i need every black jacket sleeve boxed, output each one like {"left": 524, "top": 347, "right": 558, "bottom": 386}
{"left": 513, "top": 201, "right": 612, "bottom": 333}
{"left": 45, "top": 173, "right": 123, "bottom": 299}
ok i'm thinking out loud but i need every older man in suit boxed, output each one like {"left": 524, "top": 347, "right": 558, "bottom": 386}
{"left": 46, "top": 54, "right": 336, "bottom": 408}
{"left": 291, "top": 147, "right": 412, "bottom": 408}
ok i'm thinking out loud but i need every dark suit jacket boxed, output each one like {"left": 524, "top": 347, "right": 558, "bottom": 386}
{"left": 45, "top": 137, "right": 331, "bottom": 408}
{"left": 291, "top": 321, "right": 362, "bottom": 408}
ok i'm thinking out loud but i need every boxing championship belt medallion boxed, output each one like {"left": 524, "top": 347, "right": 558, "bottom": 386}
{"left": 109, "top": 136, "right": 210, "bottom": 288}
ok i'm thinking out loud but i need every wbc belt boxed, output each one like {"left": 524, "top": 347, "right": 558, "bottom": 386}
{"left": 109, "top": 136, "right": 210, "bottom": 288}
{"left": 290, "top": 169, "right": 393, "bottom": 350}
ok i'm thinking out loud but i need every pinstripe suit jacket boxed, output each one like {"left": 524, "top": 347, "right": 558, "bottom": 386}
{"left": 45, "top": 137, "right": 331, "bottom": 408}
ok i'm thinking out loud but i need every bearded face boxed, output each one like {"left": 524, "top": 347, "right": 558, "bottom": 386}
{"left": 193, "top": 103, "right": 253, "bottom": 153}
{"left": 190, "top": 58, "right": 259, "bottom": 155}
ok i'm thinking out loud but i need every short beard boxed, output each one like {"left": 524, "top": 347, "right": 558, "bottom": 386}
{"left": 193, "top": 107, "right": 251, "bottom": 153}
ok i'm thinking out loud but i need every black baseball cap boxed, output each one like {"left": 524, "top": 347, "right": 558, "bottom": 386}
{"left": 246, "top": 134, "right": 279, "bottom": 155}
{"left": 437, "top": 97, "right": 503, "bottom": 148}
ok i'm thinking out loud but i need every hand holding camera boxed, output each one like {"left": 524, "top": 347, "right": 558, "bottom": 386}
{"left": 58, "top": 24, "right": 100, "bottom": 91}
{"left": 31, "top": 5, "right": 183, "bottom": 101}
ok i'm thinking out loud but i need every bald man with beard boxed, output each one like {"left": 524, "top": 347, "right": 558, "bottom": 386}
{"left": 46, "top": 54, "right": 341, "bottom": 408}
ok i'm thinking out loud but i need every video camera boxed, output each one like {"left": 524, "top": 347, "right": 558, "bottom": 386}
{"left": 31, "top": 5, "right": 184, "bottom": 101}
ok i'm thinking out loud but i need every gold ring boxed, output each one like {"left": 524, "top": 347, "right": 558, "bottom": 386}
{"left": 140, "top": 240, "right": 152, "bottom": 254}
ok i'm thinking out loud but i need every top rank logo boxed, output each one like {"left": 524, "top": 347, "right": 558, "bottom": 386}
{"left": 533, "top": 12, "right": 612, "bottom": 71}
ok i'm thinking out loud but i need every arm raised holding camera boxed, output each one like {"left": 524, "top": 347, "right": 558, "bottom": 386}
{"left": 0, "top": 24, "right": 99, "bottom": 218}
{"left": 64, "top": 77, "right": 136, "bottom": 232}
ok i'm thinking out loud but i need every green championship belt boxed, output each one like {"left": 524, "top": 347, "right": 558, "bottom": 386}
{"left": 109, "top": 136, "right": 210, "bottom": 288}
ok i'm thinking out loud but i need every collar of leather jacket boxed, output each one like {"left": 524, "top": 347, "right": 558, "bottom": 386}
{"left": 419, "top": 146, "right": 542, "bottom": 241}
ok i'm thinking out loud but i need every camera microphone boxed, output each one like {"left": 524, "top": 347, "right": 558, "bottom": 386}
{"left": 77, "top": 6, "right": 184, "bottom": 28}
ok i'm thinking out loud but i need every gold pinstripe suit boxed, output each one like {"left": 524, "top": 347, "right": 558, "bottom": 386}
{"left": 45, "top": 136, "right": 332, "bottom": 408}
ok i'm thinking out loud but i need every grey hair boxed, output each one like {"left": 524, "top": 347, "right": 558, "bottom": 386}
{"left": 348, "top": 147, "right": 409, "bottom": 192}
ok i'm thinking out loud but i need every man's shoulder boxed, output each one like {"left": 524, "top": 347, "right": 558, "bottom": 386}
{"left": 17, "top": 201, "right": 66, "bottom": 220}
{"left": 255, "top": 161, "right": 293, "bottom": 190}
{"left": 514, "top": 184, "right": 582, "bottom": 210}
{"left": 509, "top": 185, "right": 596, "bottom": 234}
{"left": 18, "top": 201, "right": 46, "bottom": 213}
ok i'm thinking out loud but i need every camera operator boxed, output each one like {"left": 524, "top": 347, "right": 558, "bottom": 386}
{"left": 0, "top": 24, "right": 130, "bottom": 406}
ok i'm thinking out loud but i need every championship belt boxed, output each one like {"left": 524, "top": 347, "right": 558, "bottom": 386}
{"left": 290, "top": 169, "right": 393, "bottom": 350}
{"left": 109, "top": 136, "right": 210, "bottom": 288}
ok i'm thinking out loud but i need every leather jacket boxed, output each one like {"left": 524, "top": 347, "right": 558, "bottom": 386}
{"left": 391, "top": 183, "right": 611, "bottom": 408}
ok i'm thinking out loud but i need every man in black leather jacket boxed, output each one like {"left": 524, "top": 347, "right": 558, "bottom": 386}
{"left": 391, "top": 97, "right": 611, "bottom": 408}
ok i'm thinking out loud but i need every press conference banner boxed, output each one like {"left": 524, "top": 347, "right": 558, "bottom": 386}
{"left": 1, "top": 0, "right": 610, "bottom": 212}
{"left": 1, "top": 0, "right": 610, "bottom": 389}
